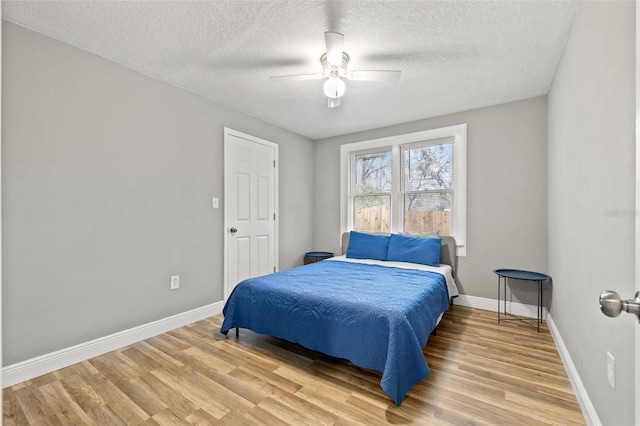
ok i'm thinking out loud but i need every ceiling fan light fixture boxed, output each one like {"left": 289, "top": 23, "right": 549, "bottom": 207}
{"left": 323, "top": 76, "right": 346, "bottom": 99}
{"left": 270, "top": 31, "right": 401, "bottom": 109}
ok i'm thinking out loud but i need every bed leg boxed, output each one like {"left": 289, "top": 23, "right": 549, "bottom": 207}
{"left": 235, "top": 327, "right": 239, "bottom": 337}
{"left": 431, "top": 328, "right": 437, "bottom": 337}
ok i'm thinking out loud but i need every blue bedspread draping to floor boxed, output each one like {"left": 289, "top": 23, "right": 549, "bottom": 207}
{"left": 220, "top": 260, "right": 450, "bottom": 405}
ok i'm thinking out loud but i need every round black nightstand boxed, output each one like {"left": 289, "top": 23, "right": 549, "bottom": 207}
{"left": 494, "top": 269, "right": 550, "bottom": 332}
{"left": 304, "top": 251, "right": 334, "bottom": 265}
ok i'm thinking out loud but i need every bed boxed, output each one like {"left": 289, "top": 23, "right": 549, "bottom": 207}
{"left": 220, "top": 231, "right": 459, "bottom": 405}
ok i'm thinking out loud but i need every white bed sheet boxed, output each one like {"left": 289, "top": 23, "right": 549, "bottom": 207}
{"left": 327, "top": 255, "right": 459, "bottom": 300}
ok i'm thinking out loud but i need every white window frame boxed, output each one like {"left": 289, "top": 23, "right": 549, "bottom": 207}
{"left": 340, "top": 123, "right": 467, "bottom": 256}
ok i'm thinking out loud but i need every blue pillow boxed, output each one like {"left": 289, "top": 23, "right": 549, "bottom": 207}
{"left": 346, "top": 231, "right": 390, "bottom": 261}
{"left": 386, "top": 233, "right": 442, "bottom": 267}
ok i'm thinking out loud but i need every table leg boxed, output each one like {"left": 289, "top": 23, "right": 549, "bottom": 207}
{"left": 504, "top": 278, "right": 508, "bottom": 315}
{"left": 538, "top": 280, "right": 542, "bottom": 332}
{"left": 497, "top": 276, "right": 501, "bottom": 324}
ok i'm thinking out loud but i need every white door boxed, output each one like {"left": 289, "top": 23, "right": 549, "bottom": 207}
{"left": 224, "top": 128, "right": 278, "bottom": 299}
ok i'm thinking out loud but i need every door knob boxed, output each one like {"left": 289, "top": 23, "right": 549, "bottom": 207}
{"left": 230, "top": 227, "right": 238, "bottom": 234}
{"left": 599, "top": 290, "right": 640, "bottom": 323}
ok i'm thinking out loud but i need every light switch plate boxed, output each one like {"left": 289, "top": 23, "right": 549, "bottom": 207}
{"left": 170, "top": 275, "right": 180, "bottom": 290}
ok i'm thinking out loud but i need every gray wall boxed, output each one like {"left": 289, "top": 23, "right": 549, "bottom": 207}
{"left": 2, "top": 21, "right": 314, "bottom": 365}
{"left": 547, "top": 1, "right": 636, "bottom": 424}
{"left": 314, "top": 96, "right": 548, "bottom": 304}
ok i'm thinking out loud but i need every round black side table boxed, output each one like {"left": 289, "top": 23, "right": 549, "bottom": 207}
{"left": 304, "top": 251, "right": 333, "bottom": 265}
{"left": 494, "top": 269, "right": 550, "bottom": 332}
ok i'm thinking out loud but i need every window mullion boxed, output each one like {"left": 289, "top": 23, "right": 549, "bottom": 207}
{"left": 391, "top": 144, "right": 402, "bottom": 234}
{"left": 403, "top": 189, "right": 453, "bottom": 195}
{"left": 353, "top": 191, "right": 390, "bottom": 197}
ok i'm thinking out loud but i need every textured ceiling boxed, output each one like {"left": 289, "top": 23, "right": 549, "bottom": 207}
{"left": 2, "top": 1, "right": 579, "bottom": 140}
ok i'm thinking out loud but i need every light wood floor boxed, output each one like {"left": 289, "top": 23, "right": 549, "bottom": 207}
{"left": 3, "top": 305, "right": 585, "bottom": 425}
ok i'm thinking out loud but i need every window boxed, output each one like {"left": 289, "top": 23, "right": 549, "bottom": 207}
{"left": 402, "top": 138, "right": 453, "bottom": 236}
{"left": 352, "top": 149, "right": 392, "bottom": 233}
{"left": 341, "top": 124, "right": 467, "bottom": 256}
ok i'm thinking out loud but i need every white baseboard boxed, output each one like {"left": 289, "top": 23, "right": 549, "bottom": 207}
{"left": 453, "top": 293, "right": 548, "bottom": 320}
{"left": 546, "top": 313, "right": 601, "bottom": 426}
{"left": 2, "top": 301, "right": 224, "bottom": 388}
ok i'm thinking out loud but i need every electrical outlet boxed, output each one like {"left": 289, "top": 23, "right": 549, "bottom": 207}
{"left": 170, "top": 275, "right": 180, "bottom": 290}
{"left": 607, "top": 351, "right": 615, "bottom": 389}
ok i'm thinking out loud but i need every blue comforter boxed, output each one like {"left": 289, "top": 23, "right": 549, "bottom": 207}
{"left": 220, "top": 260, "right": 451, "bottom": 405}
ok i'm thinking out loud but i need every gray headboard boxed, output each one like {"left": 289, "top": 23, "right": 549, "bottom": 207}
{"left": 341, "top": 232, "right": 457, "bottom": 276}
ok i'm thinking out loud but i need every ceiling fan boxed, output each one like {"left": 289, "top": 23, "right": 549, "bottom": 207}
{"left": 270, "top": 32, "right": 401, "bottom": 108}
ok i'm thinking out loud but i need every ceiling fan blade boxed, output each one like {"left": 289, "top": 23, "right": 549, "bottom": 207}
{"left": 270, "top": 73, "right": 324, "bottom": 82}
{"left": 346, "top": 70, "right": 401, "bottom": 82}
{"left": 324, "top": 32, "right": 344, "bottom": 67}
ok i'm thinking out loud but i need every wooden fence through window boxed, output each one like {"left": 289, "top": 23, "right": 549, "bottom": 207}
{"left": 354, "top": 205, "right": 451, "bottom": 235}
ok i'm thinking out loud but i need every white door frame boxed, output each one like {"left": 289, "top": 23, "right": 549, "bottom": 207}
{"left": 223, "top": 128, "right": 279, "bottom": 300}
{"left": 635, "top": 4, "right": 639, "bottom": 422}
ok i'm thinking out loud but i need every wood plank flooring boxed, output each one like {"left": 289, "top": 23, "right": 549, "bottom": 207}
{"left": 3, "top": 305, "right": 585, "bottom": 425}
